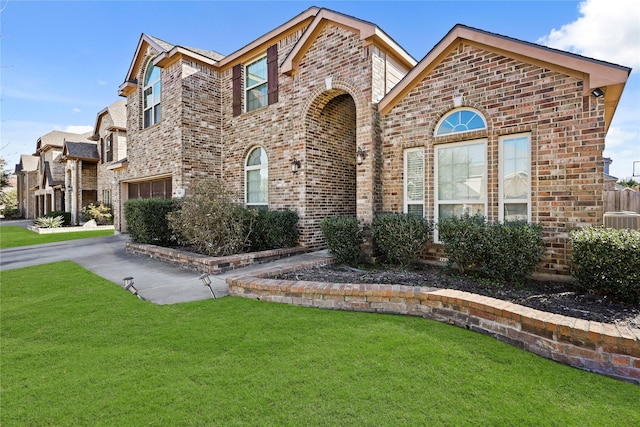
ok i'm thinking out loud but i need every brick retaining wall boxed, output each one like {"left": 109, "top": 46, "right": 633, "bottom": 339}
{"left": 227, "top": 276, "right": 640, "bottom": 384}
{"left": 126, "top": 243, "right": 308, "bottom": 274}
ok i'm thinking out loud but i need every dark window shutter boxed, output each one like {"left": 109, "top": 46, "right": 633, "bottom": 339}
{"left": 232, "top": 64, "right": 242, "bottom": 116}
{"left": 267, "top": 44, "right": 278, "bottom": 105}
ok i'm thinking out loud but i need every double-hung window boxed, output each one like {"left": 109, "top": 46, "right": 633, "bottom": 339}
{"left": 143, "top": 64, "right": 161, "bottom": 128}
{"left": 245, "top": 56, "right": 267, "bottom": 112}
{"left": 500, "top": 133, "right": 531, "bottom": 222}
{"left": 435, "top": 140, "right": 487, "bottom": 223}
{"left": 404, "top": 148, "right": 424, "bottom": 216}
{"left": 245, "top": 147, "right": 268, "bottom": 208}
{"left": 105, "top": 134, "right": 113, "bottom": 162}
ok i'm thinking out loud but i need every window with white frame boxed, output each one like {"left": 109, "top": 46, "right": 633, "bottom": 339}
{"left": 435, "top": 107, "right": 486, "bottom": 136}
{"left": 102, "top": 189, "right": 111, "bottom": 207}
{"left": 500, "top": 133, "right": 531, "bottom": 222}
{"left": 435, "top": 140, "right": 487, "bottom": 222}
{"left": 105, "top": 134, "right": 113, "bottom": 162}
{"left": 245, "top": 56, "right": 267, "bottom": 112}
{"left": 143, "top": 64, "right": 161, "bottom": 128}
{"left": 404, "top": 148, "right": 424, "bottom": 217}
{"left": 245, "top": 147, "right": 268, "bottom": 208}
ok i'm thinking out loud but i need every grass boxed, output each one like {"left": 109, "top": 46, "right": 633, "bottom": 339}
{"left": 2, "top": 262, "right": 639, "bottom": 426}
{"left": 0, "top": 225, "right": 114, "bottom": 249}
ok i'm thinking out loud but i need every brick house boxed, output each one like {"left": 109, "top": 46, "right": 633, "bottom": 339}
{"left": 14, "top": 155, "right": 39, "bottom": 219}
{"left": 60, "top": 140, "right": 100, "bottom": 224}
{"left": 117, "top": 7, "right": 630, "bottom": 277}
{"left": 90, "top": 100, "right": 128, "bottom": 229}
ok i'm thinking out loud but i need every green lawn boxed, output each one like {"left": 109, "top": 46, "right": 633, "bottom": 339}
{"left": 2, "top": 262, "right": 638, "bottom": 426}
{"left": 0, "top": 225, "right": 114, "bottom": 249}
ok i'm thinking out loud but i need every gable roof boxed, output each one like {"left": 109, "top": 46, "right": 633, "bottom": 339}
{"left": 18, "top": 155, "right": 39, "bottom": 172}
{"left": 42, "top": 161, "right": 63, "bottom": 188}
{"left": 280, "top": 8, "right": 416, "bottom": 75}
{"left": 119, "top": 7, "right": 416, "bottom": 94}
{"left": 36, "top": 130, "right": 93, "bottom": 153}
{"left": 62, "top": 141, "right": 100, "bottom": 162}
{"left": 379, "top": 24, "right": 631, "bottom": 131}
{"left": 91, "top": 100, "right": 127, "bottom": 140}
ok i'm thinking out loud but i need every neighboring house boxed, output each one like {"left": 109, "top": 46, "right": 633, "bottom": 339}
{"left": 15, "top": 155, "right": 39, "bottom": 219}
{"left": 60, "top": 140, "right": 100, "bottom": 224}
{"left": 32, "top": 130, "right": 93, "bottom": 218}
{"left": 90, "top": 100, "right": 128, "bottom": 229}
{"left": 111, "top": 6, "right": 628, "bottom": 277}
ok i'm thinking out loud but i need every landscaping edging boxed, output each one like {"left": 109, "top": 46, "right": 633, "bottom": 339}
{"left": 126, "top": 242, "right": 308, "bottom": 274}
{"left": 28, "top": 225, "right": 114, "bottom": 234}
{"left": 227, "top": 276, "right": 640, "bottom": 385}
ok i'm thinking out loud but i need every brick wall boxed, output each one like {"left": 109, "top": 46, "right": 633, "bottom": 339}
{"left": 381, "top": 43, "right": 606, "bottom": 276}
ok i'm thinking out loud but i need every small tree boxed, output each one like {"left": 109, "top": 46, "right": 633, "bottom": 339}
{"left": 167, "top": 179, "right": 255, "bottom": 256}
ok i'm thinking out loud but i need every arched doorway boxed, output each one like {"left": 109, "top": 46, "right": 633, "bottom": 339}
{"left": 302, "top": 91, "right": 357, "bottom": 248}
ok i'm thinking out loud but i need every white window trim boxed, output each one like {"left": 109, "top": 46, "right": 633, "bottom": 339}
{"left": 498, "top": 133, "right": 531, "bottom": 223}
{"left": 403, "top": 147, "right": 424, "bottom": 216}
{"left": 245, "top": 146, "right": 269, "bottom": 207}
{"left": 244, "top": 55, "right": 267, "bottom": 113}
{"left": 143, "top": 64, "right": 161, "bottom": 128}
{"left": 434, "top": 139, "right": 488, "bottom": 241}
{"left": 434, "top": 107, "right": 487, "bottom": 137}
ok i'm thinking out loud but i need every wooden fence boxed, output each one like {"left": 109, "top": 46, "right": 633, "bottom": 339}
{"left": 604, "top": 190, "right": 640, "bottom": 213}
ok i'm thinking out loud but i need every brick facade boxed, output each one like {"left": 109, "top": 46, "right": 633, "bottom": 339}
{"left": 116, "top": 8, "right": 629, "bottom": 276}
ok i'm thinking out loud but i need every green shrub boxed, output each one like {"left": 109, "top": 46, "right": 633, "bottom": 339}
{"left": 251, "top": 209, "right": 299, "bottom": 251}
{"left": 438, "top": 213, "right": 544, "bottom": 283}
{"left": 124, "top": 198, "right": 177, "bottom": 246}
{"left": 372, "top": 213, "right": 433, "bottom": 266}
{"left": 1, "top": 189, "right": 19, "bottom": 219}
{"left": 34, "top": 215, "right": 64, "bottom": 228}
{"left": 320, "top": 216, "right": 363, "bottom": 266}
{"left": 570, "top": 227, "right": 640, "bottom": 303}
{"left": 167, "top": 179, "right": 255, "bottom": 256}
{"left": 481, "top": 221, "right": 545, "bottom": 283}
{"left": 82, "top": 203, "right": 113, "bottom": 225}
{"left": 45, "top": 210, "right": 71, "bottom": 226}
{"left": 437, "top": 212, "right": 487, "bottom": 274}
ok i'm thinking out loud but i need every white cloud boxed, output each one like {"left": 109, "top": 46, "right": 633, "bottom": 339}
{"left": 98, "top": 80, "right": 108, "bottom": 86}
{"left": 72, "top": 108, "right": 81, "bottom": 113}
{"left": 537, "top": 0, "right": 640, "bottom": 68}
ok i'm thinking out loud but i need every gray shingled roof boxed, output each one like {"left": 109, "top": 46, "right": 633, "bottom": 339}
{"left": 147, "top": 34, "right": 225, "bottom": 61}
{"left": 37, "top": 130, "right": 92, "bottom": 150}
{"left": 108, "top": 99, "right": 127, "bottom": 129}
{"left": 63, "top": 141, "right": 99, "bottom": 160}
{"left": 20, "top": 155, "right": 39, "bottom": 171}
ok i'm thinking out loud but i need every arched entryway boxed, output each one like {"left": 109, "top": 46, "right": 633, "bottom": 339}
{"left": 302, "top": 90, "right": 357, "bottom": 248}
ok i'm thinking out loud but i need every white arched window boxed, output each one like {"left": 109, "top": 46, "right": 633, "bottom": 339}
{"left": 245, "top": 147, "right": 268, "bottom": 208}
{"left": 435, "top": 108, "right": 486, "bottom": 136}
{"left": 143, "top": 64, "right": 161, "bottom": 128}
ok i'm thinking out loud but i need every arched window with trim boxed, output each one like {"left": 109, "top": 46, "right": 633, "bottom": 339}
{"left": 245, "top": 147, "right": 268, "bottom": 209}
{"left": 143, "top": 64, "right": 161, "bottom": 128}
{"left": 434, "top": 108, "right": 486, "bottom": 136}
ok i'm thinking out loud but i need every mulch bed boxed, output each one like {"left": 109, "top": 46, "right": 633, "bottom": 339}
{"left": 277, "top": 263, "right": 640, "bottom": 329}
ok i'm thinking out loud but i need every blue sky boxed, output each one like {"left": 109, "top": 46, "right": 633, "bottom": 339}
{"left": 2, "top": 0, "right": 638, "bottom": 179}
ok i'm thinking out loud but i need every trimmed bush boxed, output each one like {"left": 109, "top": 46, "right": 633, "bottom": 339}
{"left": 570, "top": 227, "right": 640, "bottom": 303}
{"left": 124, "top": 198, "right": 177, "bottom": 246}
{"left": 167, "top": 179, "right": 255, "bottom": 256}
{"left": 251, "top": 209, "right": 299, "bottom": 251}
{"left": 372, "top": 213, "right": 433, "bottom": 266}
{"left": 481, "top": 220, "right": 545, "bottom": 283}
{"left": 45, "top": 210, "right": 71, "bottom": 226}
{"left": 438, "top": 213, "right": 545, "bottom": 283}
{"left": 320, "top": 216, "right": 363, "bottom": 266}
{"left": 437, "top": 212, "right": 487, "bottom": 274}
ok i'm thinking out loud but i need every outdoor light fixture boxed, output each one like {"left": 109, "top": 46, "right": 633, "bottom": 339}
{"left": 291, "top": 158, "right": 301, "bottom": 174}
{"left": 591, "top": 88, "right": 604, "bottom": 98}
{"left": 123, "top": 277, "right": 142, "bottom": 300}
{"left": 356, "top": 147, "right": 367, "bottom": 165}
{"left": 199, "top": 273, "right": 216, "bottom": 298}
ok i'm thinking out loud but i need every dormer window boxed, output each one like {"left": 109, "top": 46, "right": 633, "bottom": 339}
{"left": 143, "top": 64, "right": 161, "bottom": 128}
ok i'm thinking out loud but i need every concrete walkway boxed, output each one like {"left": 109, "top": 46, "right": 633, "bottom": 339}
{"left": 0, "top": 219, "right": 330, "bottom": 305}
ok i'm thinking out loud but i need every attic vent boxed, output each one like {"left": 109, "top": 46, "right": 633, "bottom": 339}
{"left": 603, "top": 211, "right": 640, "bottom": 230}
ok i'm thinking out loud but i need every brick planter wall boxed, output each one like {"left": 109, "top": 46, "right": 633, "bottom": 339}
{"left": 126, "top": 242, "right": 308, "bottom": 274}
{"left": 227, "top": 277, "right": 640, "bottom": 384}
